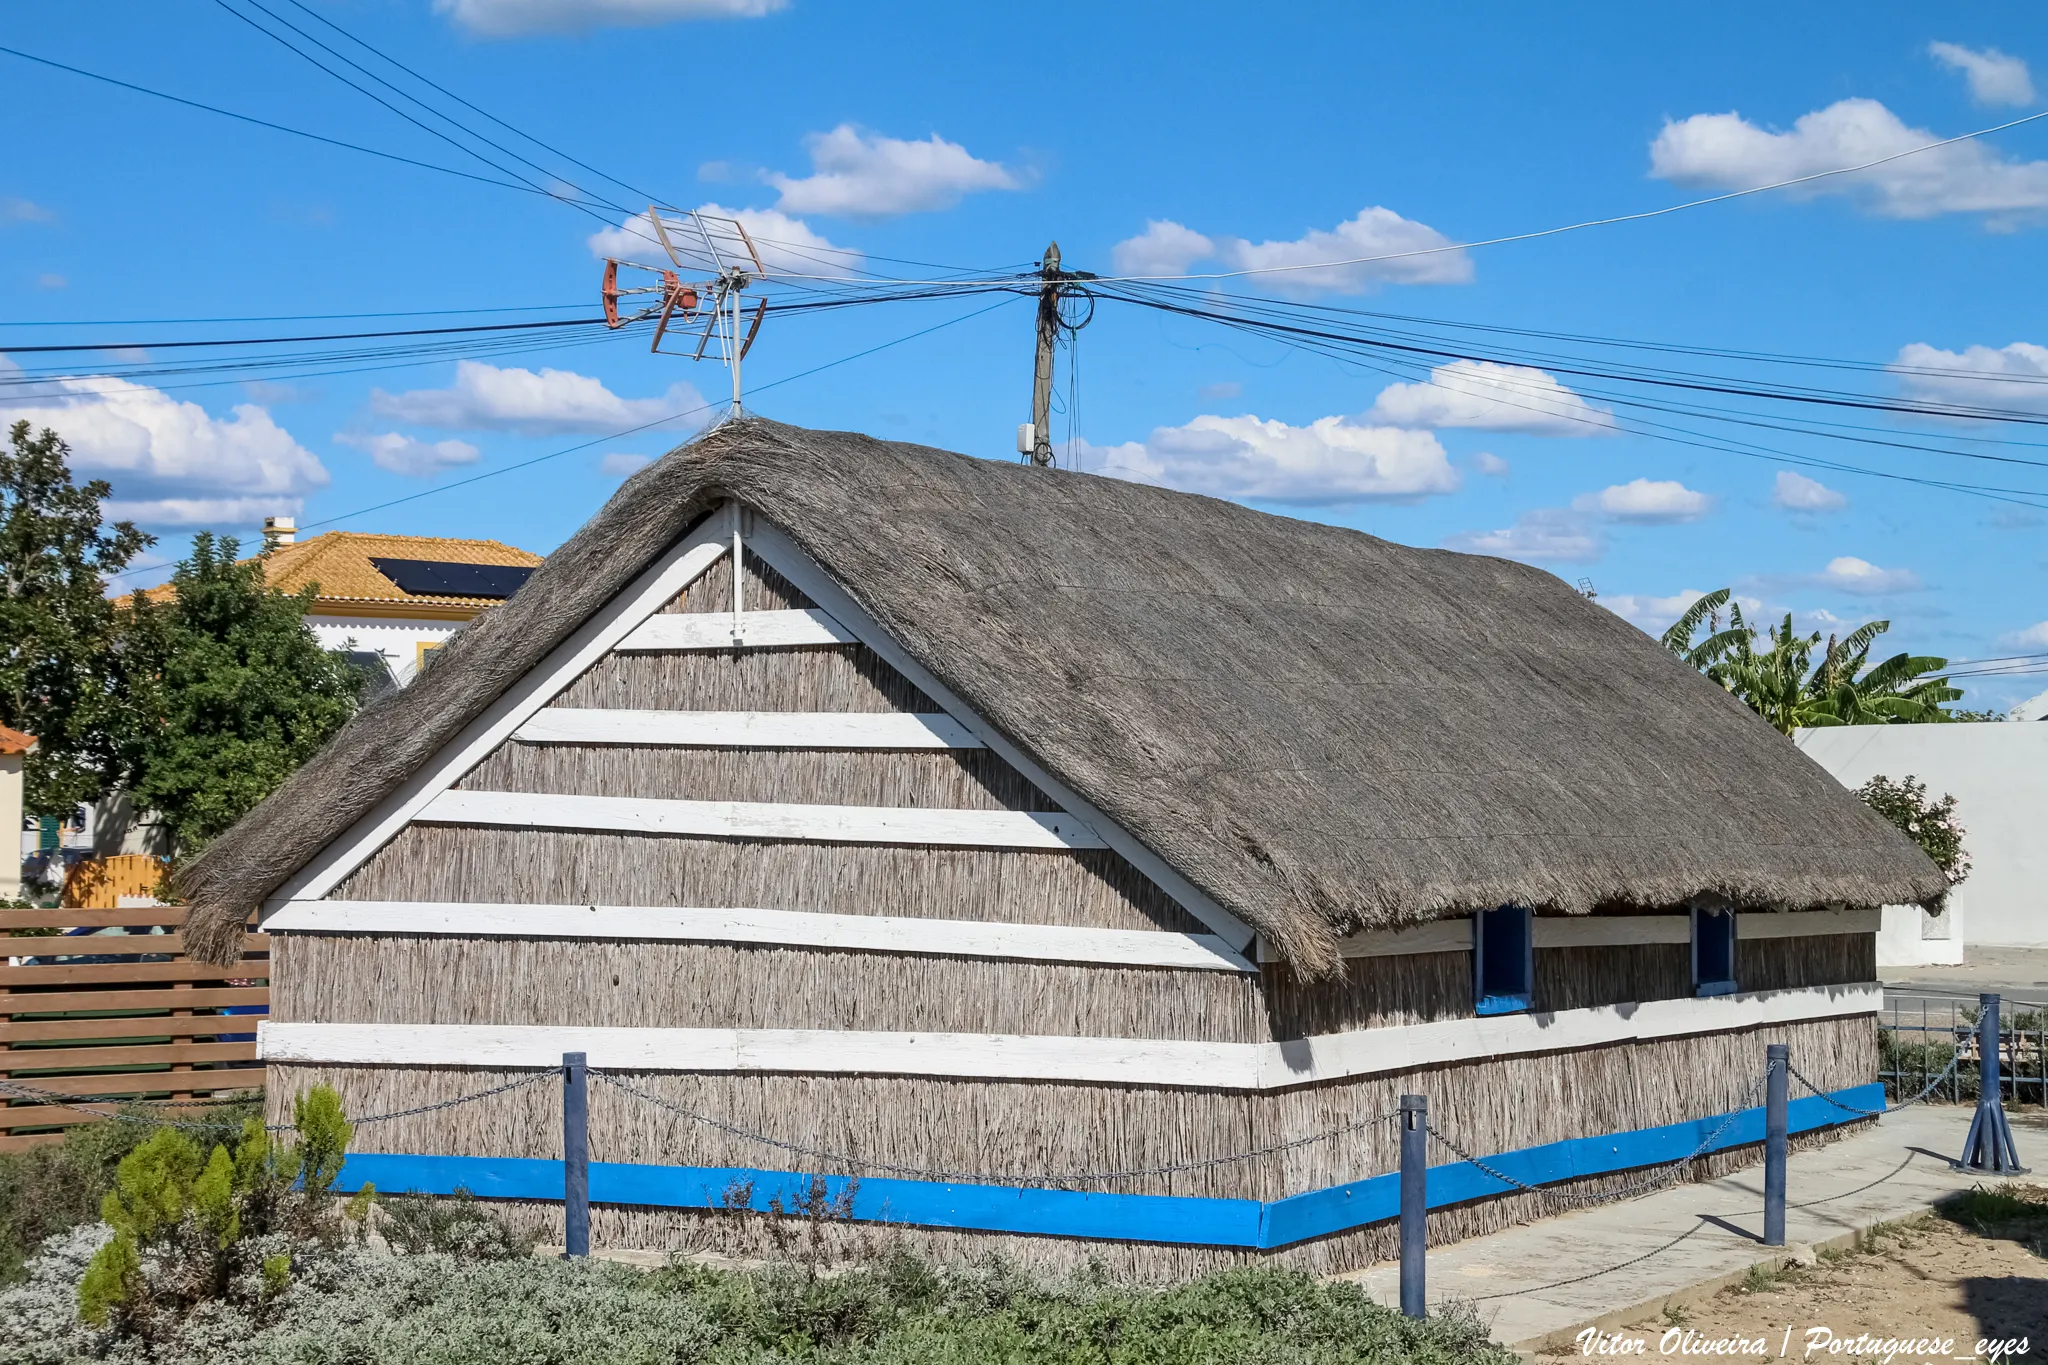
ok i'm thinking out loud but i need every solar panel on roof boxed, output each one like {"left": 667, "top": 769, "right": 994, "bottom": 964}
{"left": 368, "top": 558, "right": 535, "bottom": 600}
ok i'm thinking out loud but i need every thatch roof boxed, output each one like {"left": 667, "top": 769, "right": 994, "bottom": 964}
{"left": 180, "top": 419, "right": 1944, "bottom": 972}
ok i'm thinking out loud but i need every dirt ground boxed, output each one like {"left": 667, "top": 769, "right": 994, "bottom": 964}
{"left": 1576, "top": 1186, "right": 2048, "bottom": 1364}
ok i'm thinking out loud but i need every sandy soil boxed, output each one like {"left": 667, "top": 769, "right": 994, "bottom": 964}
{"left": 1569, "top": 1186, "right": 2048, "bottom": 1365}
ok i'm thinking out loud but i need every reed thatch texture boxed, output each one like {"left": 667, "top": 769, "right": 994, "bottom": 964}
{"left": 460, "top": 744, "right": 1060, "bottom": 813}
{"left": 182, "top": 419, "right": 1943, "bottom": 967}
{"left": 1537, "top": 945, "right": 1694, "bottom": 1011}
{"left": 1257, "top": 954, "right": 1472, "bottom": 1037}
{"left": 267, "top": 1013, "right": 1872, "bottom": 1203}
{"left": 1740, "top": 933, "right": 1875, "bottom": 992}
{"left": 271, "top": 934, "right": 1274, "bottom": 1042}
{"left": 331, "top": 825, "right": 1206, "bottom": 932}
{"left": 662, "top": 548, "right": 811, "bottom": 614}
{"left": 553, "top": 645, "right": 939, "bottom": 714}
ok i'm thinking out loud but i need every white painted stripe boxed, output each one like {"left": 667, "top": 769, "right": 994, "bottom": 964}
{"left": 260, "top": 983, "right": 1881, "bottom": 1090}
{"left": 1738, "top": 908, "right": 1881, "bottom": 940}
{"left": 743, "top": 521, "right": 1259, "bottom": 953}
{"left": 1535, "top": 917, "right": 1691, "bottom": 948}
{"left": 515, "top": 709, "right": 984, "bottom": 750}
{"left": 618, "top": 609, "right": 854, "bottom": 652}
{"left": 421, "top": 789, "right": 1108, "bottom": 850}
{"left": 264, "top": 899, "right": 1254, "bottom": 972}
{"left": 1336, "top": 921, "right": 1472, "bottom": 958}
{"left": 268, "top": 517, "right": 737, "bottom": 908}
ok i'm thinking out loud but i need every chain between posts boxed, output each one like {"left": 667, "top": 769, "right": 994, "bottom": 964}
{"left": 593, "top": 1069, "right": 1399, "bottom": 1187}
{"left": 1790, "top": 1054, "right": 1961, "bottom": 1118}
{"left": 0, "top": 1069, "right": 552, "bottom": 1134}
{"left": 1424, "top": 1069, "right": 1772, "bottom": 1210}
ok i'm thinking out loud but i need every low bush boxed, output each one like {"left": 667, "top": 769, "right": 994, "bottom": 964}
{"left": 0, "top": 1100, "right": 260, "bottom": 1286}
{"left": 1, "top": 1231, "right": 1518, "bottom": 1365}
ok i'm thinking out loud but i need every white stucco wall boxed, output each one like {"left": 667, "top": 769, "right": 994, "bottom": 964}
{"left": 1794, "top": 723, "right": 2048, "bottom": 950}
{"left": 308, "top": 615, "right": 462, "bottom": 685}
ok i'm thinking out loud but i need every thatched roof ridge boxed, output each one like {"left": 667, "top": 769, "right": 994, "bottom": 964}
{"left": 179, "top": 418, "right": 1944, "bottom": 970}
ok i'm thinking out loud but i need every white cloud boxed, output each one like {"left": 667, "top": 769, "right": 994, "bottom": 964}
{"left": 35, "top": 273, "right": 65, "bottom": 290}
{"left": 1073, "top": 414, "right": 1459, "bottom": 504}
{"left": 370, "top": 361, "right": 706, "bottom": 437}
{"left": 1815, "top": 555, "right": 1923, "bottom": 595}
{"left": 588, "top": 205, "right": 861, "bottom": 278}
{"left": 1111, "top": 220, "right": 1215, "bottom": 277}
{"left": 433, "top": 0, "right": 782, "bottom": 37}
{"left": 2, "top": 372, "right": 327, "bottom": 525}
{"left": 1650, "top": 98, "right": 2048, "bottom": 224}
{"left": 336, "top": 431, "right": 480, "bottom": 478}
{"left": 1601, "top": 587, "right": 1728, "bottom": 634}
{"left": 1197, "top": 380, "right": 1242, "bottom": 401}
{"left": 1473, "top": 451, "right": 1510, "bottom": 476}
{"left": 1773, "top": 469, "right": 1848, "bottom": 512}
{"left": 765, "top": 126, "right": 1019, "bottom": 218}
{"left": 601, "top": 452, "right": 651, "bottom": 478}
{"left": 2003, "top": 619, "right": 2048, "bottom": 648}
{"left": 1929, "top": 42, "right": 2036, "bottom": 107}
{"left": 1366, "top": 360, "right": 1615, "bottom": 435}
{"left": 2, "top": 197, "right": 53, "bottom": 224}
{"left": 1892, "top": 340, "right": 2048, "bottom": 413}
{"left": 1442, "top": 508, "right": 1604, "bottom": 564}
{"left": 1110, "top": 206, "right": 1470, "bottom": 296}
{"left": 1573, "top": 478, "right": 1714, "bottom": 524}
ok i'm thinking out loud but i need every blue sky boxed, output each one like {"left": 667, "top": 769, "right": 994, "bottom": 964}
{"left": 5, "top": 1, "right": 2047, "bottom": 707}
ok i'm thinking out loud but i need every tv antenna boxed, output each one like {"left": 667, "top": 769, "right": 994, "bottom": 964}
{"left": 601, "top": 208, "right": 767, "bottom": 417}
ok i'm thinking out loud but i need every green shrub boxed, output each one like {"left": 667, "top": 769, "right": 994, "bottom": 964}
{"left": 0, "top": 1098, "right": 260, "bottom": 1285}
{"left": 375, "top": 1189, "right": 535, "bottom": 1262}
{"left": 75, "top": 1084, "right": 359, "bottom": 1341}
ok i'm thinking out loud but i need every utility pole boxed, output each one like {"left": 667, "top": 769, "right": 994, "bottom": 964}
{"left": 1029, "top": 242, "right": 1061, "bottom": 467}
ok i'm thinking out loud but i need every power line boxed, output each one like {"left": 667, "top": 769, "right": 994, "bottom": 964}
{"left": 0, "top": 44, "right": 548, "bottom": 198}
{"left": 1092, "top": 108, "right": 2048, "bottom": 285}
{"left": 2, "top": 316, "right": 609, "bottom": 355}
{"left": 2, "top": 304, "right": 591, "bottom": 327}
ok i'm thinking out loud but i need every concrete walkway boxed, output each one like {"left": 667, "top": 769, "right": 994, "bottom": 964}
{"left": 1342, "top": 1103, "right": 2043, "bottom": 1352}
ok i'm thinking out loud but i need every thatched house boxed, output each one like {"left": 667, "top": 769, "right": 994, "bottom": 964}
{"left": 182, "top": 419, "right": 1941, "bottom": 1274}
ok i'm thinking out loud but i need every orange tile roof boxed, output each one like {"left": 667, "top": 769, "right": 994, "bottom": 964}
{"left": 126, "top": 532, "right": 543, "bottom": 615}
{"left": 0, "top": 724, "right": 37, "bottom": 756}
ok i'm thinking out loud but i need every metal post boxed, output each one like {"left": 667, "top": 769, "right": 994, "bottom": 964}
{"left": 1399, "top": 1094, "right": 1427, "bottom": 1319}
{"left": 1763, "top": 1043, "right": 1788, "bottom": 1247}
{"left": 563, "top": 1051, "right": 590, "bottom": 1257}
{"left": 1959, "top": 994, "right": 2030, "bottom": 1175}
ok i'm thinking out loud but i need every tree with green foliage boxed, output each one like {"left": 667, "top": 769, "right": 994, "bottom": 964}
{"left": 77, "top": 1086, "right": 362, "bottom": 1340}
{"left": 1856, "top": 774, "right": 1970, "bottom": 888}
{"left": 1661, "top": 588, "right": 1963, "bottom": 734}
{"left": 0, "top": 422, "right": 152, "bottom": 815}
{"left": 119, "top": 532, "right": 364, "bottom": 855}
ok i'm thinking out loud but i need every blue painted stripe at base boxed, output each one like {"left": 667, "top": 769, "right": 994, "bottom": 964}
{"left": 333, "top": 1083, "right": 1882, "bottom": 1251}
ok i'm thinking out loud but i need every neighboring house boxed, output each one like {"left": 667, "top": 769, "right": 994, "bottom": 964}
{"left": 130, "top": 517, "right": 543, "bottom": 687}
{"left": 2012, "top": 685, "right": 2048, "bottom": 722}
{"left": 1, "top": 725, "right": 34, "bottom": 902}
{"left": 178, "top": 419, "right": 1935, "bottom": 1275}
{"left": 1795, "top": 723, "right": 2048, "bottom": 959}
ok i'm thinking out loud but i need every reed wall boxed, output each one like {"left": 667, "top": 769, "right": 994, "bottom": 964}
{"left": 664, "top": 549, "right": 811, "bottom": 614}
{"left": 272, "top": 933, "right": 1274, "bottom": 1041}
{"left": 459, "top": 744, "right": 1061, "bottom": 812}
{"left": 330, "top": 825, "right": 1205, "bottom": 932}
{"left": 555, "top": 646, "right": 938, "bottom": 713}
{"left": 270, "top": 1012, "right": 1873, "bottom": 1275}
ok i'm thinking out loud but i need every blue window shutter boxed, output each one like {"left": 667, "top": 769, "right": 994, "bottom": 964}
{"left": 1474, "top": 905, "right": 1534, "bottom": 1015}
{"left": 1692, "top": 903, "right": 1737, "bottom": 997}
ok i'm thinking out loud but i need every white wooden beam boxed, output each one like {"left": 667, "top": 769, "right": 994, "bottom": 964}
{"left": 1335, "top": 921, "right": 1472, "bottom": 959}
{"left": 617, "top": 609, "right": 854, "bottom": 652}
{"left": 741, "top": 520, "right": 1259, "bottom": 955}
{"left": 265, "top": 900, "right": 1254, "bottom": 972}
{"left": 421, "top": 789, "right": 1109, "bottom": 850}
{"left": 515, "top": 709, "right": 983, "bottom": 751}
{"left": 1738, "top": 908, "right": 1881, "bottom": 940}
{"left": 260, "top": 982, "right": 1883, "bottom": 1090}
{"left": 264, "top": 514, "right": 737, "bottom": 911}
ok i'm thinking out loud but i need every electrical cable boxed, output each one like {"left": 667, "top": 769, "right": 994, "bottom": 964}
{"left": 0, "top": 44, "right": 546, "bottom": 198}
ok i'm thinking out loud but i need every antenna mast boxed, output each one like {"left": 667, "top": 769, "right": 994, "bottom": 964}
{"left": 601, "top": 208, "right": 767, "bottom": 417}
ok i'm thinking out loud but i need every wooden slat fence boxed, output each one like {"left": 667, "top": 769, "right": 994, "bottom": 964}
{"left": 2, "top": 860, "right": 265, "bottom": 1151}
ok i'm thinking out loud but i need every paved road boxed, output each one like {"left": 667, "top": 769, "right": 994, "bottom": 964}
{"left": 1883, "top": 944, "right": 2048, "bottom": 1012}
